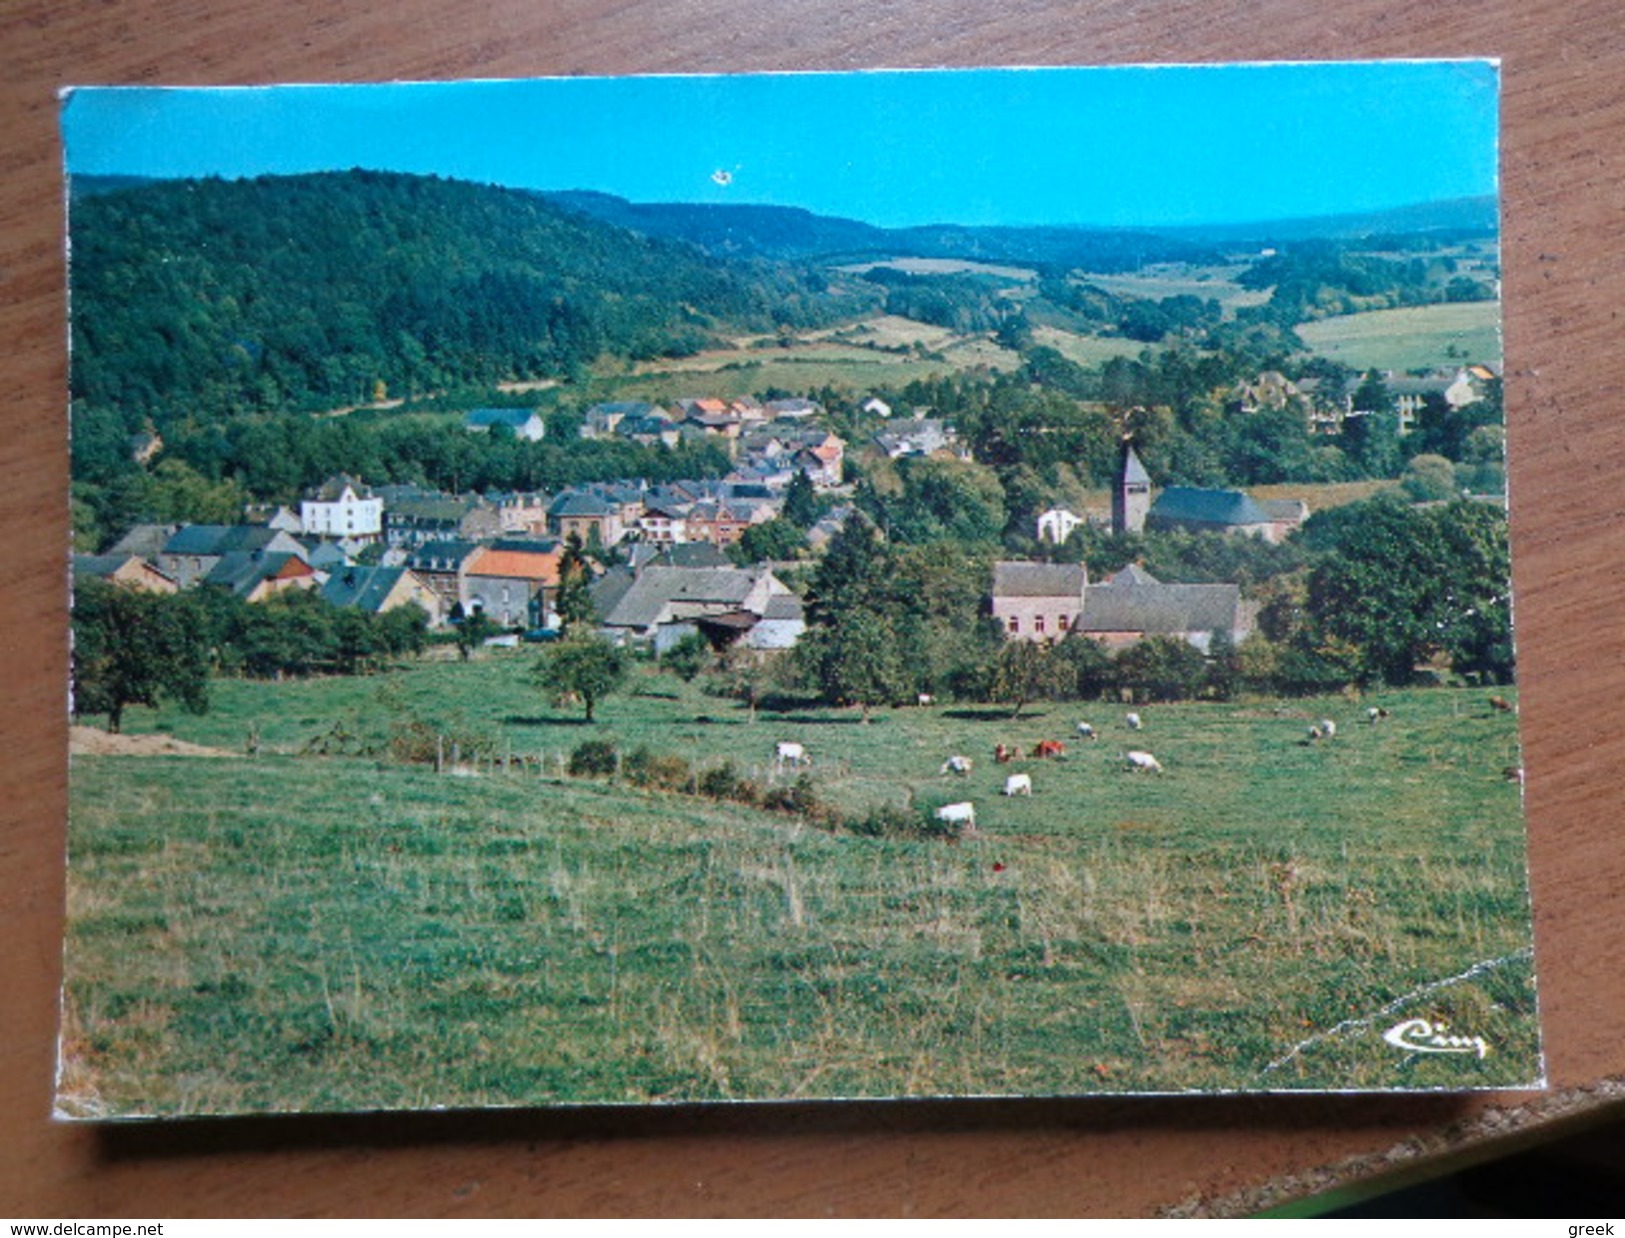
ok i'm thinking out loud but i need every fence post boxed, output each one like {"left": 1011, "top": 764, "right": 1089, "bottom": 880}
{"left": 436, "top": 733, "right": 444, "bottom": 774}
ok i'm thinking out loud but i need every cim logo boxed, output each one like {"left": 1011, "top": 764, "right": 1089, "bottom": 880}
{"left": 1382, "top": 1017, "right": 1490, "bottom": 1059}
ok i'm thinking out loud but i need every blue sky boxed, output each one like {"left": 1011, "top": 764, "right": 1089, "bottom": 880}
{"left": 61, "top": 62, "right": 1498, "bottom": 230}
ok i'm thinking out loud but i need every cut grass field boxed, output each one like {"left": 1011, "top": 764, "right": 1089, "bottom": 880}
{"left": 1297, "top": 302, "right": 1502, "bottom": 373}
{"left": 60, "top": 658, "right": 1540, "bottom": 1115}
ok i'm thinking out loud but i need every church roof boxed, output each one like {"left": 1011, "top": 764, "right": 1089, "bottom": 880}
{"left": 1148, "top": 486, "right": 1272, "bottom": 528}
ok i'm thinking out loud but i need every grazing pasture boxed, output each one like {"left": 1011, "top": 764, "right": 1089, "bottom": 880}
{"left": 60, "top": 658, "right": 1539, "bottom": 1115}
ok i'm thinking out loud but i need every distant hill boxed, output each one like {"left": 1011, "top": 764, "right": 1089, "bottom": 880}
{"left": 1164, "top": 196, "right": 1500, "bottom": 246}
{"left": 543, "top": 191, "right": 1220, "bottom": 272}
{"left": 68, "top": 170, "right": 875, "bottom": 429}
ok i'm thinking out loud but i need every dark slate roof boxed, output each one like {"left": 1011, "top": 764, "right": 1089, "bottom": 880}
{"left": 108, "top": 523, "right": 180, "bottom": 559}
{"left": 465, "top": 408, "right": 540, "bottom": 429}
{"left": 322, "top": 566, "right": 410, "bottom": 612}
{"left": 202, "top": 551, "right": 302, "bottom": 596}
{"left": 659, "top": 542, "right": 732, "bottom": 569}
{"left": 1147, "top": 486, "right": 1273, "bottom": 528}
{"left": 163, "top": 524, "right": 285, "bottom": 556}
{"left": 1078, "top": 578, "right": 1241, "bottom": 635}
{"left": 310, "top": 473, "right": 372, "bottom": 502}
{"left": 407, "top": 539, "right": 479, "bottom": 570}
{"left": 549, "top": 492, "right": 615, "bottom": 517}
{"left": 72, "top": 553, "right": 138, "bottom": 580}
{"left": 761, "top": 593, "right": 805, "bottom": 622}
{"left": 588, "top": 401, "right": 659, "bottom": 418}
{"left": 588, "top": 566, "right": 637, "bottom": 619}
{"left": 993, "top": 561, "right": 1087, "bottom": 599}
{"left": 602, "top": 566, "right": 771, "bottom": 628}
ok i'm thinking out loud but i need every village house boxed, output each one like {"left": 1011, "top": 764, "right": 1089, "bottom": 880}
{"left": 156, "top": 524, "right": 309, "bottom": 589}
{"left": 72, "top": 553, "right": 178, "bottom": 594}
{"left": 613, "top": 408, "right": 682, "bottom": 448}
{"left": 460, "top": 541, "right": 563, "bottom": 629}
{"left": 990, "top": 561, "right": 1088, "bottom": 641}
{"left": 489, "top": 490, "right": 552, "bottom": 537}
{"left": 404, "top": 539, "right": 483, "bottom": 611}
{"left": 764, "top": 396, "right": 823, "bottom": 421}
{"left": 580, "top": 401, "right": 662, "bottom": 440}
{"left": 379, "top": 486, "right": 502, "bottom": 550}
{"left": 1035, "top": 506, "right": 1085, "bottom": 545}
{"left": 548, "top": 492, "right": 626, "bottom": 547}
{"left": 596, "top": 564, "right": 798, "bottom": 653}
{"left": 320, "top": 564, "right": 445, "bottom": 627}
{"left": 202, "top": 550, "right": 320, "bottom": 602}
{"left": 463, "top": 407, "right": 547, "bottom": 441}
{"left": 873, "top": 418, "right": 955, "bottom": 459}
{"left": 300, "top": 474, "right": 384, "bottom": 544}
{"left": 637, "top": 500, "right": 693, "bottom": 546}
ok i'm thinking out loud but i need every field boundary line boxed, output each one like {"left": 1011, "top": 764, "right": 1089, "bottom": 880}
{"left": 1257, "top": 946, "right": 1533, "bottom": 1077}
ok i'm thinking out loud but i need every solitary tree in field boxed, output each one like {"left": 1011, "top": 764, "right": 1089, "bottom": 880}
{"left": 534, "top": 634, "right": 627, "bottom": 723}
{"left": 989, "top": 637, "right": 1071, "bottom": 719}
{"left": 71, "top": 579, "right": 209, "bottom": 733}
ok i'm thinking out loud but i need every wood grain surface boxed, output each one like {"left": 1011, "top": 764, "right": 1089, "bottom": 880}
{"left": 3, "top": 0, "right": 1623, "bottom": 1217}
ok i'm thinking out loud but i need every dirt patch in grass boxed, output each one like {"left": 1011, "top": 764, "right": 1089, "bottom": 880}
{"left": 70, "top": 726, "right": 236, "bottom": 759}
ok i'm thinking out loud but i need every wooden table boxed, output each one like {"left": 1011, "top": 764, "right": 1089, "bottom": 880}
{"left": 4, "top": 0, "right": 1622, "bottom": 1216}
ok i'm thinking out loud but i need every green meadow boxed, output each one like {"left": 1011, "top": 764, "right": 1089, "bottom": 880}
{"left": 1296, "top": 302, "right": 1502, "bottom": 372}
{"left": 61, "top": 657, "right": 1540, "bottom": 1115}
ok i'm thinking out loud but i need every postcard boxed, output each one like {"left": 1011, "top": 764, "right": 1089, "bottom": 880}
{"left": 57, "top": 61, "right": 1537, "bottom": 1116}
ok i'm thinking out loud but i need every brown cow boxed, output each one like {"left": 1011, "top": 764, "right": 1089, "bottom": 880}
{"left": 1032, "top": 740, "right": 1066, "bottom": 759}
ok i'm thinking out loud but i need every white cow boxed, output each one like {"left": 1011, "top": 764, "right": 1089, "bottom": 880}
{"left": 1126, "top": 750, "right": 1164, "bottom": 774}
{"left": 1319, "top": 718, "right": 1337, "bottom": 739}
{"left": 1076, "top": 722, "right": 1097, "bottom": 740}
{"left": 774, "top": 741, "right": 809, "bottom": 768}
{"left": 1126, "top": 712, "right": 1143, "bottom": 730}
{"left": 935, "top": 801, "right": 977, "bottom": 833}
{"left": 941, "top": 755, "right": 973, "bottom": 776}
{"left": 917, "top": 693, "right": 936, "bottom": 707}
{"left": 1003, "top": 772, "right": 1033, "bottom": 796}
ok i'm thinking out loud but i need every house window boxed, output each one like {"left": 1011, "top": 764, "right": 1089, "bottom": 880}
{"left": 1035, "top": 615, "right": 1046, "bottom": 634}
{"left": 1007, "top": 616, "right": 1020, "bottom": 634}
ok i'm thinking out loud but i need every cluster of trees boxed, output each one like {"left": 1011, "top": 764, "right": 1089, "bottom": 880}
{"left": 775, "top": 493, "right": 1511, "bottom": 721}
{"left": 69, "top": 170, "right": 874, "bottom": 431}
{"left": 71, "top": 402, "right": 734, "bottom": 552}
{"left": 71, "top": 580, "right": 431, "bottom": 730}
{"left": 1234, "top": 239, "right": 1496, "bottom": 328}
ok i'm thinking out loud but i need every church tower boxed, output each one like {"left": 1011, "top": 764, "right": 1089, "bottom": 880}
{"left": 1112, "top": 440, "right": 1150, "bottom": 537}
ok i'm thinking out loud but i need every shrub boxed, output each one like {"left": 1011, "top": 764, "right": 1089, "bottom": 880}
{"left": 623, "top": 746, "right": 692, "bottom": 791}
{"left": 696, "top": 761, "right": 742, "bottom": 801}
{"left": 567, "top": 739, "right": 619, "bottom": 778}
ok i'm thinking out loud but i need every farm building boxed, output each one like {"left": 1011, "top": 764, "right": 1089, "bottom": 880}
{"left": 156, "top": 525, "right": 309, "bottom": 589}
{"left": 460, "top": 543, "right": 562, "bottom": 629}
{"left": 991, "top": 561, "right": 1087, "bottom": 641}
{"left": 463, "top": 407, "right": 546, "bottom": 441}
{"left": 597, "top": 564, "right": 797, "bottom": 652}
{"left": 1074, "top": 563, "right": 1253, "bottom": 653}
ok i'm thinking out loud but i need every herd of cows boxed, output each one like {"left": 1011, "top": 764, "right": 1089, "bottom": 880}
{"left": 762, "top": 700, "right": 1495, "bottom": 838}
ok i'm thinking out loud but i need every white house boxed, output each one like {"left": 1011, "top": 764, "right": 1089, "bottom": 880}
{"left": 300, "top": 474, "right": 384, "bottom": 543}
{"left": 1036, "top": 506, "right": 1084, "bottom": 545}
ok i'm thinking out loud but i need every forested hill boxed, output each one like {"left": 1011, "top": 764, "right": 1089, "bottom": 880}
{"left": 542, "top": 190, "right": 1221, "bottom": 270}
{"left": 68, "top": 170, "right": 871, "bottom": 429}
